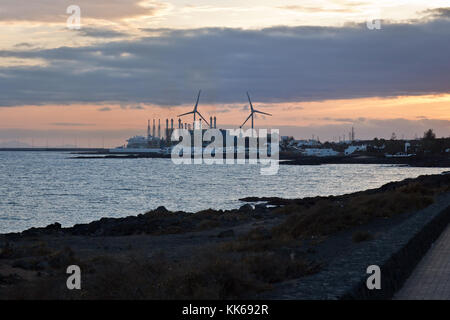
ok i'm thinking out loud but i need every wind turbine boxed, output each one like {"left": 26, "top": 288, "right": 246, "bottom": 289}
{"left": 240, "top": 92, "right": 272, "bottom": 129}
{"left": 178, "top": 90, "right": 210, "bottom": 128}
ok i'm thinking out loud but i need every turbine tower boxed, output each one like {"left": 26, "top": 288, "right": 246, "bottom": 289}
{"left": 177, "top": 90, "right": 210, "bottom": 128}
{"left": 240, "top": 91, "right": 272, "bottom": 129}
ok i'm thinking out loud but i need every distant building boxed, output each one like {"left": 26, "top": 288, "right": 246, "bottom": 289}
{"left": 344, "top": 145, "right": 367, "bottom": 155}
{"left": 301, "top": 148, "right": 339, "bottom": 157}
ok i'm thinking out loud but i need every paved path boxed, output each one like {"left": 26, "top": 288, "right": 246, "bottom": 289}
{"left": 394, "top": 224, "right": 450, "bottom": 300}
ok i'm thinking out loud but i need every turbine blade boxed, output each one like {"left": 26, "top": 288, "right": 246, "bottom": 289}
{"left": 240, "top": 113, "right": 252, "bottom": 128}
{"left": 246, "top": 91, "right": 254, "bottom": 112}
{"left": 254, "top": 110, "right": 272, "bottom": 116}
{"left": 194, "top": 90, "right": 201, "bottom": 112}
{"left": 178, "top": 111, "right": 194, "bottom": 117}
{"left": 196, "top": 111, "right": 210, "bottom": 127}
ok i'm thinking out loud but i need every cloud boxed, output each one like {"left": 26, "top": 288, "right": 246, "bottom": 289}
{"left": 98, "top": 107, "right": 112, "bottom": 112}
{"left": 279, "top": 118, "right": 450, "bottom": 141}
{"left": 129, "top": 105, "right": 145, "bottom": 110}
{"left": 320, "top": 117, "right": 366, "bottom": 123}
{"left": 119, "top": 104, "right": 145, "bottom": 110}
{"left": 77, "top": 27, "right": 129, "bottom": 39}
{"left": 423, "top": 7, "right": 450, "bottom": 19}
{"left": 0, "top": 18, "right": 449, "bottom": 107}
{"left": 49, "top": 122, "right": 95, "bottom": 127}
{"left": 282, "top": 105, "right": 304, "bottom": 111}
{"left": 277, "top": 5, "right": 353, "bottom": 13}
{"left": 0, "top": 0, "right": 167, "bottom": 23}
{"left": 14, "top": 42, "right": 34, "bottom": 48}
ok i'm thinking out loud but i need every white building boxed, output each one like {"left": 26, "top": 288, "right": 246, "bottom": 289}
{"left": 344, "top": 145, "right": 367, "bottom": 155}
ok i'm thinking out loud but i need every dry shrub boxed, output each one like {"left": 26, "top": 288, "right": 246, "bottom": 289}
{"left": 273, "top": 182, "right": 437, "bottom": 239}
{"left": 0, "top": 241, "right": 52, "bottom": 259}
{"left": 352, "top": 231, "right": 374, "bottom": 243}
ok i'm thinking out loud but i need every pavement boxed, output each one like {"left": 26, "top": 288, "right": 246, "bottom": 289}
{"left": 394, "top": 224, "right": 450, "bottom": 300}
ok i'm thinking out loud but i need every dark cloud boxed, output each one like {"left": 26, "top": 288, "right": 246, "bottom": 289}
{"left": 77, "top": 27, "right": 129, "bottom": 39}
{"left": 423, "top": 7, "right": 450, "bottom": 19}
{"left": 129, "top": 105, "right": 145, "bottom": 110}
{"left": 0, "top": 18, "right": 449, "bottom": 107}
{"left": 98, "top": 107, "right": 112, "bottom": 112}
{"left": 119, "top": 104, "right": 145, "bottom": 110}
{"left": 14, "top": 42, "right": 34, "bottom": 48}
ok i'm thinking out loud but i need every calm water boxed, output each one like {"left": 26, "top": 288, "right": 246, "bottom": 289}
{"left": 0, "top": 151, "right": 446, "bottom": 233}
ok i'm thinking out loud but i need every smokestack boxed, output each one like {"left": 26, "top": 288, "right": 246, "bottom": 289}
{"left": 171, "top": 118, "right": 174, "bottom": 130}
{"left": 214, "top": 116, "right": 216, "bottom": 129}
{"left": 210, "top": 116, "right": 213, "bottom": 129}
{"left": 153, "top": 119, "right": 156, "bottom": 137}
{"left": 147, "top": 120, "right": 150, "bottom": 139}
{"left": 166, "top": 119, "right": 169, "bottom": 140}
{"left": 178, "top": 118, "right": 181, "bottom": 129}
{"left": 158, "top": 119, "right": 161, "bottom": 138}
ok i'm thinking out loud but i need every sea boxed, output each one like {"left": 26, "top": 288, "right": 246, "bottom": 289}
{"left": 0, "top": 151, "right": 446, "bottom": 233}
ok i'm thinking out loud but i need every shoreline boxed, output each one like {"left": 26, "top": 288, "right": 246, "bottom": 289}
{"left": 1, "top": 173, "right": 449, "bottom": 299}
{"left": 279, "top": 154, "right": 450, "bottom": 167}
{"left": 73, "top": 153, "right": 450, "bottom": 168}
{"left": 2, "top": 148, "right": 449, "bottom": 168}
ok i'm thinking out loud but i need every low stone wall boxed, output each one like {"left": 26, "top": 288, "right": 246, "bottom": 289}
{"left": 346, "top": 198, "right": 450, "bottom": 299}
{"left": 265, "top": 193, "right": 450, "bottom": 300}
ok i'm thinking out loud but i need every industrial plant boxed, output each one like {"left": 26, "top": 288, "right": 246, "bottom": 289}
{"left": 110, "top": 90, "right": 268, "bottom": 155}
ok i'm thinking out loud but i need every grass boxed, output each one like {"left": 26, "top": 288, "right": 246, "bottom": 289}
{"left": 272, "top": 182, "right": 437, "bottom": 240}
{"left": 2, "top": 249, "right": 319, "bottom": 299}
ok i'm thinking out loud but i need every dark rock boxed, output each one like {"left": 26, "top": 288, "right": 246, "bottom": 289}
{"left": 155, "top": 206, "right": 169, "bottom": 214}
{"left": 0, "top": 273, "right": 22, "bottom": 285}
{"left": 45, "top": 222, "right": 61, "bottom": 231}
{"left": 238, "top": 204, "right": 253, "bottom": 213}
{"left": 254, "top": 203, "right": 268, "bottom": 214}
{"left": 217, "top": 229, "right": 235, "bottom": 238}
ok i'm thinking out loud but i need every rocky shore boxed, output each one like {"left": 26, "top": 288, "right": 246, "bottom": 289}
{"left": 280, "top": 154, "right": 450, "bottom": 167}
{"left": 1, "top": 172, "right": 449, "bottom": 299}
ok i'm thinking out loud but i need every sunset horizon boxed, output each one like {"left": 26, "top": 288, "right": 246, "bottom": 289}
{"left": 1, "top": 0, "right": 450, "bottom": 304}
{"left": 1, "top": 1, "right": 449, "bottom": 147}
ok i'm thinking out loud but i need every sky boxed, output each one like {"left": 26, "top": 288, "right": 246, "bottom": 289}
{"left": 0, "top": 0, "right": 449, "bottom": 147}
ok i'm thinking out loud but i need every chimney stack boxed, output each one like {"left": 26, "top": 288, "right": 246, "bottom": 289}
{"left": 214, "top": 116, "right": 216, "bottom": 129}
{"left": 210, "top": 116, "right": 213, "bottom": 129}
{"left": 158, "top": 119, "right": 161, "bottom": 138}
{"left": 153, "top": 119, "right": 156, "bottom": 137}
{"left": 166, "top": 119, "right": 169, "bottom": 139}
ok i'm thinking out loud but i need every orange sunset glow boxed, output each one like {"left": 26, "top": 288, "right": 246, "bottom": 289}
{"left": 0, "top": 0, "right": 449, "bottom": 147}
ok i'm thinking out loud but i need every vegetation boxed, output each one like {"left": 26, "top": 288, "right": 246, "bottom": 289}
{"left": 272, "top": 181, "right": 443, "bottom": 240}
{"left": 352, "top": 231, "right": 374, "bottom": 243}
{"left": 1, "top": 174, "right": 449, "bottom": 299}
